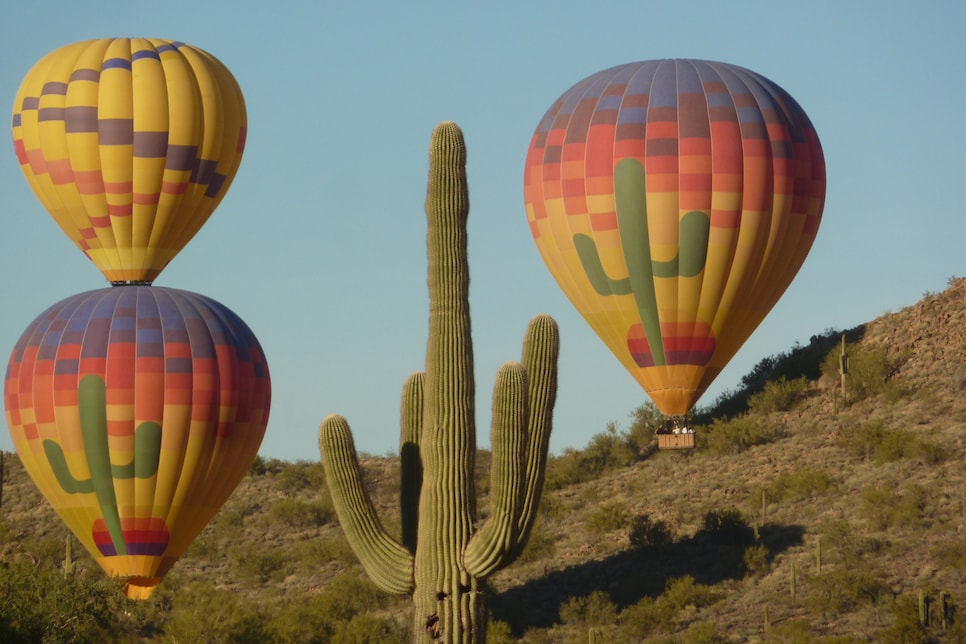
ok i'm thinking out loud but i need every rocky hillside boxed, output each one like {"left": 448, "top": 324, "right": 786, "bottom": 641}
{"left": 1, "top": 278, "right": 965, "bottom": 642}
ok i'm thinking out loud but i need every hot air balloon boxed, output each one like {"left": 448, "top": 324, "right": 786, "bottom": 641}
{"left": 4, "top": 286, "right": 270, "bottom": 598}
{"left": 11, "top": 38, "right": 247, "bottom": 284}
{"left": 524, "top": 60, "right": 825, "bottom": 446}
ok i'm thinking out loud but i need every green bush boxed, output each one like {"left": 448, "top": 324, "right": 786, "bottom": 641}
{"left": 585, "top": 501, "right": 630, "bottom": 534}
{"left": 516, "top": 518, "right": 556, "bottom": 564}
{"left": 628, "top": 514, "right": 674, "bottom": 549}
{"left": 559, "top": 590, "right": 618, "bottom": 628}
{"left": 764, "top": 467, "right": 836, "bottom": 502}
{"left": 860, "top": 483, "right": 925, "bottom": 531}
{"left": 233, "top": 542, "right": 291, "bottom": 583}
{"left": 822, "top": 342, "right": 906, "bottom": 402}
{"left": 742, "top": 543, "right": 770, "bottom": 577}
{"left": 701, "top": 508, "right": 755, "bottom": 545}
{"left": 806, "top": 567, "right": 889, "bottom": 614}
{"left": 0, "top": 561, "right": 133, "bottom": 643}
{"left": 817, "top": 519, "right": 886, "bottom": 565}
{"left": 748, "top": 376, "right": 811, "bottom": 413}
{"left": 619, "top": 576, "right": 717, "bottom": 639}
{"left": 838, "top": 420, "right": 946, "bottom": 465}
{"left": 268, "top": 497, "right": 335, "bottom": 528}
{"left": 161, "top": 581, "right": 272, "bottom": 643}
{"left": 701, "top": 415, "right": 784, "bottom": 455}
{"left": 274, "top": 460, "right": 328, "bottom": 493}
{"left": 265, "top": 573, "right": 395, "bottom": 642}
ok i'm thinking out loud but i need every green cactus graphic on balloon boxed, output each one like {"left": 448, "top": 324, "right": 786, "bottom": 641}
{"left": 42, "top": 374, "right": 168, "bottom": 556}
{"left": 574, "top": 157, "right": 715, "bottom": 367}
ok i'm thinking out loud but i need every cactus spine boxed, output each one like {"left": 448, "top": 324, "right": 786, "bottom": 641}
{"left": 319, "top": 122, "right": 560, "bottom": 643}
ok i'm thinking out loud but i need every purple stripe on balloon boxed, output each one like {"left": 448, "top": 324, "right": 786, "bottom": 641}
{"left": 205, "top": 172, "right": 226, "bottom": 197}
{"left": 165, "top": 145, "right": 197, "bottom": 171}
{"left": 20, "top": 96, "right": 40, "bottom": 111}
{"left": 70, "top": 68, "right": 100, "bottom": 82}
{"left": 42, "top": 81, "right": 68, "bottom": 96}
{"left": 65, "top": 106, "right": 98, "bottom": 133}
{"left": 99, "top": 119, "right": 134, "bottom": 145}
{"left": 131, "top": 48, "right": 161, "bottom": 62}
{"left": 133, "top": 131, "right": 168, "bottom": 157}
{"left": 38, "top": 107, "right": 65, "bottom": 122}
{"left": 102, "top": 58, "right": 132, "bottom": 71}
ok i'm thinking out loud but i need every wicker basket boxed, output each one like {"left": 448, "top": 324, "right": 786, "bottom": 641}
{"left": 657, "top": 432, "right": 696, "bottom": 450}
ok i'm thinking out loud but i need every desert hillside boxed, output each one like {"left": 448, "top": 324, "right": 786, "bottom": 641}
{"left": 2, "top": 278, "right": 965, "bottom": 642}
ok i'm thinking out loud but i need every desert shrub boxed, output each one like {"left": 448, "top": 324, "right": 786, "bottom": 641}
{"left": 806, "top": 566, "right": 889, "bottom": 614}
{"left": 748, "top": 375, "right": 811, "bottom": 413}
{"left": 275, "top": 460, "right": 327, "bottom": 493}
{"left": 161, "top": 580, "right": 272, "bottom": 643}
{"left": 701, "top": 508, "right": 755, "bottom": 545}
{"left": 764, "top": 467, "right": 836, "bottom": 502}
{"left": 267, "top": 573, "right": 390, "bottom": 642}
{"left": 559, "top": 590, "right": 618, "bottom": 628}
{"left": 545, "top": 416, "right": 660, "bottom": 491}
{"left": 293, "top": 533, "right": 358, "bottom": 566}
{"left": 628, "top": 514, "right": 674, "bottom": 549}
{"left": 701, "top": 415, "right": 784, "bottom": 455}
{"left": 585, "top": 501, "right": 630, "bottom": 534}
{"left": 933, "top": 538, "right": 966, "bottom": 570}
{"left": 332, "top": 613, "right": 409, "bottom": 643}
{"left": 841, "top": 420, "right": 946, "bottom": 465}
{"left": 248, "top": 454, "right": 267, "bottom": 476}
{"left": 619, "top": 576, "right": 717, "bottom": 639}
{"left": 0, "top": 561, "right": 132, "bottom": 643}
{"left": 233, "top": 542, "right": 291, "bottom": 583}
{"left": 696, "top": 328, "right": 850, "bottom": 420}
{"left": 544, "top": 449, "right": 587, "bottom": 490}
{"left": 817, "top": 519, "right": 886, "bottom": 565}
{"left": 860, "top": 483, "right": 925, "bottom": 531}
{"left": 623, "top": 402, "right": 665, "bottom": 456}
{"left": 537, "top": 492, "right": 567, "bottom": 520}
{"left": 742, "top": 543, "right": 770, "bottom": 577}
{"left": 516, "top": 518, "right": 556, "bottom": 564}
{"left": 822, "top": 342, "right": 906, "bottom": 402}
{"left": 876, "top": 594, "right": 929, "bottom": 644}
{"left": 486, "top": 619, "right": 515, "bottom": 644}
{"left": 662, "top": 575, "right": 718, "bottom": 611}
{"left": 681, "top": 620, "right": 729, "bottom": 643}
{"left": 268, "top": 497, "right": 335, "bottom": 528}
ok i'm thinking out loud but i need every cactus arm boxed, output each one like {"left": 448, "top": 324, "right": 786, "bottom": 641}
{"left": 42, "top": 440, "right": 96, "bottom": 494}
{"left": 400, "top": 372, "right": 424, "bottom": 554}
{"left": 463, "top": 361, "right": 528, "bottom": 577}
{"left": 512, "top": 314, "right": 560, "bottom": 555}
{"left": 319, "top": 414, "right": 414, "bottom": 595}
{"left": 574, "top": 233, "right": 633, "bottom": 296}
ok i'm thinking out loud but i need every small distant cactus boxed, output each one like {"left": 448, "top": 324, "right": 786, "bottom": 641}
{"left": 63, "top": 533, "right": 76, "bottom": 580}
{"left": 839, "top": 334, "right": 849, "bottom": 400}
{"left": 319, "top": 122, "right": 559, "bottom": 642}
{"left": 0, "top": 450, "right": 5, "bottom": 513}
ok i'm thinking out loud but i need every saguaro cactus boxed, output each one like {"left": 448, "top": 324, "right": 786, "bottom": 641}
{"left": 319, "top": 121, "right": 559, "bottom": 642}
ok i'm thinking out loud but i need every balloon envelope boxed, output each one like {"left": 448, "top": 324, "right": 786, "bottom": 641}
{"left": 524, "top": 60, "right": 825, "bottom": 415}
{"left": 4, "top": 286, "right": 270, "bottom": 598}
{"left": 11, "top": 38, "right": 247, "bottom": 284}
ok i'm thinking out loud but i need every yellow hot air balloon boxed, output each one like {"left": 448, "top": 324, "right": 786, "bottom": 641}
{"left": 11, "top": 38, "right": 247, "bottom": 284}
{"left": 524, "top": 60, "right": 826, "bottom": 427}
{"left": 4, "top": 286, "right": 271, "bottom": 598}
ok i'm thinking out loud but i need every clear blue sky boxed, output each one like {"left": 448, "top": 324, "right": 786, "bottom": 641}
{"left": 2, "top": 1, "right": 963, "bottom": 462}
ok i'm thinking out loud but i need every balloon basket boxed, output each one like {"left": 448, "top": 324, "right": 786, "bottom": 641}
{"left": 656, "top": 432, "right": 696, "bottom": 450}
